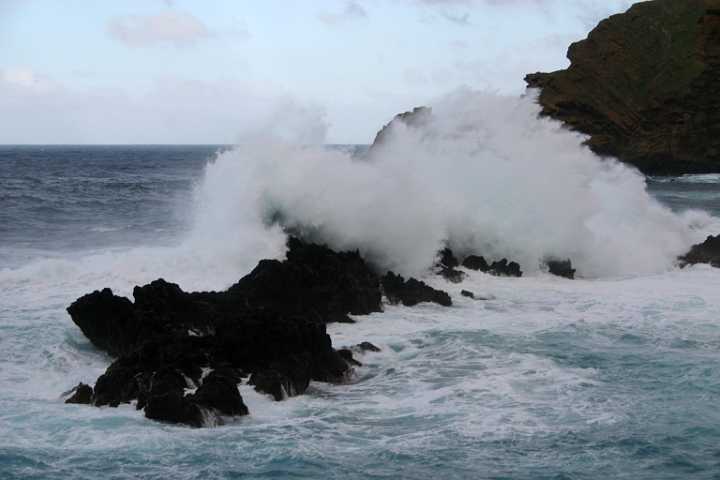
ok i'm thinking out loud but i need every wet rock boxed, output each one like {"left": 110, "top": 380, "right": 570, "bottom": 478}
{"left": 190, "top": 374, "right": 248, "bottom": 416}
{"left": 67, "top": 288, "right": 139, "bottom": 357}
{"left": 438, "top": 248, "right": 459, "bottom": 269}
{"left": 228, "top": 237, "right": 382, "bottom": 322}
{"left": 436, "top": 248, "right": 466, "bottom": 283}
{"left": 65, "top": 237, "right": 380, "bottom": 425}
{"left": 381, "top": 272, "right": 452, "bottom": 307}
{"left": 249, "top": 361, "right": 310, "bottom": 402}
{"left": 462, "top": 255, "right": 490, "bottom": 272}
{"left": 136, "top": 368, "right": 190, "bottom": 410}
{"left": 439, "top": 267, "right": 466, "bottom": 283}
{"left": 65, "top": 383, "right": 93, "bottom": 405}
{"left": 679, "top": 235, "right": 720, "bottom": 267}
{"left": 356, "top": 342, "right": 381, "bottom": 352}
{"left": 546, "top": 259, "right": 576, "bottom": 279}
{"left": 93, "top": 362, "right": 142, "bottom": 407}
{"left": 337, "top": 348, "right": 362, "bottom": 367}
{"left": 205, "top": 367, "right": 245, "bottom": 385}
{"left": 489, "top": 259, "right": 523, "bottom": 277}
{"left": 461, "top": 290, "right": 475, "bottom": 299}
{"left": 144, "top": 390, "right": 203, "bottom": 427}
{"left": 460, "top": 254, "right": 522, "bottom": 277}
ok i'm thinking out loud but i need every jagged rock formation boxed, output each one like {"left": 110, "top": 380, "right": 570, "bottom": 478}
{"left": 545, "top": 259, "right": 576, "bottom": 280}
{"left": 436, "top": 248, "right": 466, "bottom": 283}
{"left": 381, "top": 272, "right": 452, "bottom": 307}
{"left": 680, "top": 234, "right": 720, "bottom": 267}
{"left": 66, "top": 238, "right": 383, "bottom": 426}
{"left": 461, "top": 254, "right": 523, "bottom": 278}
{"left": 64, "top": 383, "right": 93, "bottom": 404}
{"left": 371, "top": 106, "right": 432, "bottom": 147}
{"left": 525, "top": 0, "right": 720, "bottom": 174}
{"left": 65, "top": 238, "right": 448, "bottom": 426}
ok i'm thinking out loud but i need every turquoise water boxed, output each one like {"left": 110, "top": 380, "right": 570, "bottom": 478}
{"left": 1, "top": 147, "right": 720, "bottom": 479}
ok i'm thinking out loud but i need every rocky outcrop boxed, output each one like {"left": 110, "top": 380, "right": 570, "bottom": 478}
{"left": 66, "top": 238, "right": 382, "bottom": 426}
{"left": 461, "top": 254, "right": 523, "bottom": 278}
{"left": 66, "top": 237, "right": 473, "bottom": 426}
{"left": 545, "top": 259, "right": 576, "bottom": 280}
{"left": 371, "top": 106, "right": 432, "bottom": 147}
{"left": 462, "top": 255, "right": 489, "bottom": 272}
{"left": 65, "top": 383, "right": 93, "bottom": 405}
{"left": 355, "top": 341, "right": 381, "bottom": 353}
{"left": 525, "top": 0, "right": 720, "bottom": 175}
{"left": 228, "top": 236, "right": 382, "bottom": 323}
{"left": 436, "top": 248, "right": 466, "bottom": 283}
{"left": 679, "top": 235, "right": 720, "bottom": 267}
{"left": 381, "top": 272, "right": 452, "bottom": 307}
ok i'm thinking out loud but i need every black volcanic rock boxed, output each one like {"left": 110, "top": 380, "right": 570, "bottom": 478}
{"left": 66, "top": 237, "right": 382, "bottom": 426}
{"left": 546, "top": 259, "right": 576, "bottom": 279}
{"left": 337, "top": 348, "right": 362, "bottom": 367}
{"left": 381, "top": 272, "right": 452, "bottom": 307}
{"left": 462, "top": 255, "right": 489, "bottom": 272}
{"left": 65, "top": 383, "right": 93, "bottom": 405}
{"left": 436, "top": 248, "right": 466, "bottom": 283}
{"left": 488, "top": 259, "right": 523, "bottom": 278}
{"left": 190, "top": 374, "right": 248, "bottom": 416}
{"left": 67, "top": 289, "right": 138, "bottom": 357}
{"left": 525, "top": 0, "right": 720, "bottom": 174}
{"left": 680, "top": 235, "right": 720, "bottom": 267}
{"left": 228, "top": 236, "right": 382, "bottom": 323}
{"left": 145, "top": 390, "right": 203, "bottom": 427}
{"left": 356, "top": 342, "right": 381, "bottom": 353}
{"left": 438, "top": 267, "right": 466, "bottom": 283}
{"left": 140, "top": 367, "right": 248, "bottom": 426}
{"left": 438, "top": 248, "right": 459, "bottom": 269}
{"left": 248, "top": 358, "right": 312, "bottom": 401}
{"left": 460, "top": 254, "right": 522, "bottom": 277}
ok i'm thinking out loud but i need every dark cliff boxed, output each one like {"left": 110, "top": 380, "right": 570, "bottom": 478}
{"left": 525, "top": 0, "right": 720, "bottom": 175}
{"left": 370, "top": 106, "right": 432, "bottom": 148}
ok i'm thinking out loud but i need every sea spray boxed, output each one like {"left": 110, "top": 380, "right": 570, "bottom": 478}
{"left": 188, "top": 89, "right": 714, "bottom": 278}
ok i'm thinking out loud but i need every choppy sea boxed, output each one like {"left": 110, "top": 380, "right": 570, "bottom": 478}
{"left": 2, "top": 145, "right": 720, "bottom": 479}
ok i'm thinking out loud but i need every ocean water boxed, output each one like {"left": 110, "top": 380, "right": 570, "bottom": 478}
{"left": 2, "top": 142, "right": 720, "bottom": 480}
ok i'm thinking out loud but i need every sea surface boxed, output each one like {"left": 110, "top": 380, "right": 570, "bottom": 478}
{"left": 2, "top": 145, "right": 720, "bottom": 479}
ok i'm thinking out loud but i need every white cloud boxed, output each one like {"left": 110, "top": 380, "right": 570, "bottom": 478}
{"left": 107, "top": 10, "right": 212, "bottom": 48}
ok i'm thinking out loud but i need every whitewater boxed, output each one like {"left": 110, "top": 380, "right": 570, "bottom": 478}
{"left": 2, "top": 91, "right": 720, "bottom": 479}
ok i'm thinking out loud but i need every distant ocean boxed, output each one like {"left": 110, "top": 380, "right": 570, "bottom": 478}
{"left": 2, "top": 141, "right": 720, "bottom": 479}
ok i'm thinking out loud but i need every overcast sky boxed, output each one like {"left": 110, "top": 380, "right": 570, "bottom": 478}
{"left": 0, "top": 0, "right": 633, "bottom": 144}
